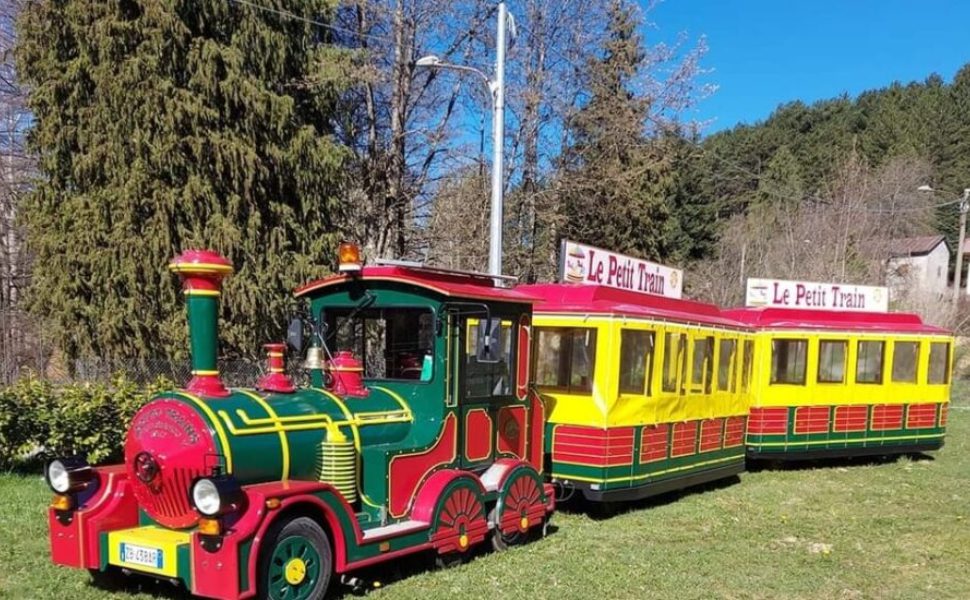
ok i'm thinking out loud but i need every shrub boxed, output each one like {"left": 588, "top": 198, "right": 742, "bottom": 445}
{"left": 0, "top": 374, "right": 173, "bottom": 469}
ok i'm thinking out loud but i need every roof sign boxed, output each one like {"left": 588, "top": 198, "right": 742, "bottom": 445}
{"left": 745, "top": 277, "right": 888, "bottom": 313}
{"left": 558, "top": 240, "right": 683, "bottom": 300}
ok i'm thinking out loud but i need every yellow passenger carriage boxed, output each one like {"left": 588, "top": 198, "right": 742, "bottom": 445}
{"left": 522, "top": 283, "right": 752, "bottom": 502}
{"left": 726, "top": 306, "right": 953, "bottom": 460}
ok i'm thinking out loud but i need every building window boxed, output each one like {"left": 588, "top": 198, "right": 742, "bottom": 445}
{"left": 770, "top": 339, "right": 807, "bottom": 385}
{"left": 535, "top": 327, "right": 597, "bottom": 394}
{"left": 662, "top": 332, "right": 687, "bottom": 393}
{"left": 928, "top": 342, "right": 950, "bottom": 385}
{"left": 618, "top": 330, "right": 655, "bottom": 395}
{"left": 856, "top": 340, "right": 885, "bottom": 384}
{"left": 817, "top": 340, "right": 847, "bottom": 383}
{"left": 891, "top": 341, "right": 919, "bottom": 383}
{"left": 718, "top": 339, "right": 737, "bottom": 392}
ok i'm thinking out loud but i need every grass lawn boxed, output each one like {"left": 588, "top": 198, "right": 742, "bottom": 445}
{"left": 2, "top": 389, "right": 969, "bottom": 599}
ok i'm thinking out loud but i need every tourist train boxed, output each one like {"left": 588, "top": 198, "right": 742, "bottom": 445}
{"left": 44, "top": 242, "right": 953, "bottom": 599}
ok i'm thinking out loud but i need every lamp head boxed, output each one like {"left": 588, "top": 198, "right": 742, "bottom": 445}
{"left": 415, "top": 55, "right": 441, "bottom": 67}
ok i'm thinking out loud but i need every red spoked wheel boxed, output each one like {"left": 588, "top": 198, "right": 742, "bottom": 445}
{"left": 491, "top": 468, "right": 548, "bottom": 551}
{"left": 430, "top": 481, "right": 488, "bottom": 567}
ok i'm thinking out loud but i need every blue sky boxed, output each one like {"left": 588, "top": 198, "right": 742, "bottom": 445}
{"left": 648, "top": 0, "right": 970, "bottom": 132}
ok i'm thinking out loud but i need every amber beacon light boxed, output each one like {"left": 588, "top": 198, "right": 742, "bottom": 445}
{"left": 338, "top": 241, "right": 362, "bottom": 273}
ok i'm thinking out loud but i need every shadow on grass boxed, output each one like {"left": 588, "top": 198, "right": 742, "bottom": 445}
{"left": 746, "top": 451, "right": 935, "bottom": 473}
{"left": 556, "top": 474, "right": 743, "bottom": 521}
{"left": 87, "top": 569, "right": 192, "bottom": 599}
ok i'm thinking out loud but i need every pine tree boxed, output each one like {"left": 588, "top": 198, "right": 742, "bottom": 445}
{"left": 16, "top": 0, "right": 352, "bottom": 362}
{"left": 557, "top": 0, "right": 672, "bottom": 261}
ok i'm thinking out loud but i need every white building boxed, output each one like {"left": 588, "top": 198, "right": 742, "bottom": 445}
{"left": 885, "top": 235, "right": 950, "bottom": 300}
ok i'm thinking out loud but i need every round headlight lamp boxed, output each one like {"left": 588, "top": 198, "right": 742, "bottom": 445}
{"left": 191, "top": 478, "right": 222, "bottom": 516}
{"left": 190, "top": 475, "right": 244, "bottom": 518}
{"left": 45, "top": 457, "right": 92, "bottom": 494}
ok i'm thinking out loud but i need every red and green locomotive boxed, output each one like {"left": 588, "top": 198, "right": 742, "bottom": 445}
{"left": 46, "top": 247, "right": 553, "bottom": 599}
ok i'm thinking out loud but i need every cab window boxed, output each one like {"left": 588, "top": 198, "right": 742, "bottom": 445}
{"left": 465, "top": 318, "right": 513, "bottom": 398}
{"left": 818, "top": 340, "right": 847, "bottom": 383}
{"left": 928, "top": 342, "right": 950, "bottom": 384}
{"left": 856, "top": 340, "right": 885, "bottom": 384}
{"left": 327, "top": 307, "right": 434, "bottom": 380}
{"left": 619, "top": 329, "right": 655, "bottom": 395}
{"left": 662, "top": 332, "right": 687, "bottom": 393}
{"left": 891, "top": 341, "right": 919, "bottom": 383}
{"left": 718, "top": 338, "right": 737, "bottom": 392}
{"left": 771, "top": 339, "right": 807, "bottom": 385}
{"left": 535, "top": 327, "right": 597, "bottom": 394}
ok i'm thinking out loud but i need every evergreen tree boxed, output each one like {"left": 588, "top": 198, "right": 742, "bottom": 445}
{"left": 557, "top": 0, "right": 673, "bottom": 261}
{"left": 16, "top": 0, "right": 351, "bottom": 362}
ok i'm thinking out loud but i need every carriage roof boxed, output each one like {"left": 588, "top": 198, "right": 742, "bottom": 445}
{"left": 723, "top": 306, "right": 951, "bottom": 335}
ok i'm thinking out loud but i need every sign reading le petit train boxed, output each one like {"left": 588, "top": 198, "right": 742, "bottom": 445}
{"left": 745, "top": 277, "right": 888, "bottom": 313}
{"left": 559, "top": 240, "right": 683, "bottom": 299}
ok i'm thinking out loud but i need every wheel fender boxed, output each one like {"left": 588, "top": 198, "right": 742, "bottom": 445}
{"left": 410, "top": 469, "right": 485, "bottom": 523}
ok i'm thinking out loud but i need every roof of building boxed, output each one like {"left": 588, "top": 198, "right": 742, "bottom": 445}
{"left": 886, "top": 235, "right": 948, "bottom": 258}
{"left": 520, "top": 283, "right": 745, "bottom": 328}
{"left": 723, "top": 306, "right": 950, "bottom": 335}
{"left": 294, "top": 265, "right": 541, "bottom": 304}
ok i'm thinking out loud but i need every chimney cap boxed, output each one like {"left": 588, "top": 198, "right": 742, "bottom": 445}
{"left": 169, "top": 249, "right": 233, "bottom": 276}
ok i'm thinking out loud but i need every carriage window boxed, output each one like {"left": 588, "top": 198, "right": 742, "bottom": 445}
{"left": 327, "top": 307, "right": 434, "bottom": 380}
{"left": 891, "top": 341, "right": 919, "bottom": 383}
{"left": 817, "top": 340, "right": 847, "bottom": 383}
{"left": 692, "top": 336, "right": 715, "bottom": 394}
{"left": 662, "top": 332, "right": 687, "bottom": 393}
{"left": 718, "top": 339, "right": 737, "bottom": 392}
{"left": 856, "top": 340, "right": 885, "bottom": 384}
{"left": 771, "top": 339, "right": 807, "bottom": 385}
{"left": 742, "top": 339, "right": 754, "bottom": 392}
{"left": 928, "top": 342, "right": 950, "bottom": 384}
{"left": 465, "top": 319, "right": 513, "bottom": 398}
{"left": 619, "top": 330, "right": 655, "bottom": 395}
{"left": 535, "top": 327, "right": 597, "bottom": 394}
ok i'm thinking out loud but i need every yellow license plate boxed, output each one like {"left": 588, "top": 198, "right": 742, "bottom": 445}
{"left": 107, "top": 526, "right": 191, "bottom": 578}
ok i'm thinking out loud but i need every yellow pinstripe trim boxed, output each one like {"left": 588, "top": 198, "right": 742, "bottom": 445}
{"left": 750, "top": 432, "right": 944, "bottom": 448}
{"left": 191, "top": 370, "right": 220, "bottom": 376}
{"left": 235, "top": 389, "right": 290, "bottom": 481}
{"left": 552, "top": 453, "right": 744, "bottom": 484}
{"left": 369, "top": 386, "right": 413, "bottom": 418}
{"left": 169, "top": 262, "right": 233, "bottom": 274}
{"left": 174, "top": 392, "right": 234, "bottom": 473}
{"left": 183, "top": 289, "right": 221, "bottom": 297}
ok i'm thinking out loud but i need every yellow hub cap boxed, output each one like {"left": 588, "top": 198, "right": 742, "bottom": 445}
{"left": 519, "top": 516, "right": 530, "bottom": 531}
{"left": 459, "top": 534, "right": 469, "bottom": 549}
{"left": 284, "top": 558, "right": 307, "bottom": 586}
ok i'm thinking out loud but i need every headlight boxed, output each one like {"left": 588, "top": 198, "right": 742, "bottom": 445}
{"left": 46, "top": 457, "right": 92, "bottom": 494}
{"left": 190, "top": 475, "right": 243, "bottom": 518}
{"left": 192, "top": 479, "right": 222, "bottom": 516}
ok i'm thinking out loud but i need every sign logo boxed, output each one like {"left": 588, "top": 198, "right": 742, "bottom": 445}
{"left": 558, "top": 240, "right": 683, "bottom": 300}
{"left": 745, "top": 277, "right": 889, "bottom": 313}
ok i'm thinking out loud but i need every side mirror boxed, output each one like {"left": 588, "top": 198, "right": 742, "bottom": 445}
{"left": 287, "top": 317, "right": 305, "bottom": 353}
{"left": 476, "top": 318, "right": 504, "bottom": 363}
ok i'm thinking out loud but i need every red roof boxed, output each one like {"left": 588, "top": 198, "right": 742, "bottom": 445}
{"left": 520, "top": 283, "right": 746, "bottom": 328}
{"left": 724, "top": 306, "right": 950, "bottom": 335}
{"left": 294, "top": 266, "right": 541, "bottom": 304}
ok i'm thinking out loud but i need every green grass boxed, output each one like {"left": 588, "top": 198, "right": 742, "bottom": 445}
{"left": 3, "top": 388, "right": 970, "bottom": 599}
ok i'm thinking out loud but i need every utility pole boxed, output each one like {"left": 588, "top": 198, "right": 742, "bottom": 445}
{"left": 955, "top": 188, "right": 970, "bottom": 304}
{"left": 487, "top": 1, "right": 508, "bottom": 278}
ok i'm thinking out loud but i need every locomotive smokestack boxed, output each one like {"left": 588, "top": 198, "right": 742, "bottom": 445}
{"left": 169, "top": 250, "right": 233, "bottom": 397}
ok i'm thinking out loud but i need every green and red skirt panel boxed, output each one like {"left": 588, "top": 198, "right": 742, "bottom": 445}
{"left": 546, "top": 416, "right": 747, "bottom": 492}
{"left": 746, "top": 402, "right": 947, "bottom": 457}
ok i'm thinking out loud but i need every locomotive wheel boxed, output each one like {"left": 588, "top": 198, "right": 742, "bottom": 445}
{"left": 258, "top": 517, "right": 332, "bottom": 600}
{"left": 491, "top": 469, "right": 546, "bottom": 552}
{"left": 431, "top": 480, "right": 487, "bottom": 568}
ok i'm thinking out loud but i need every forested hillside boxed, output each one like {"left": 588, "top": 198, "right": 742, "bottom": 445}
{"left": 687, "top": 67, "right": 970, "bottom": 314}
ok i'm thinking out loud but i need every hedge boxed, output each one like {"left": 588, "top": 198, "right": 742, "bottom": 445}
{"left": 0, "top": 373, "right": 173, "bottom": 469}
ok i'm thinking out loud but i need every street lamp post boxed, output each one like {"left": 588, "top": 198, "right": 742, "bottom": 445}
{"left": 919, "top": 185, "right": 970, "bottom": 303}
{"left": 415, "top": 2, "right": 512, "bottom": 279}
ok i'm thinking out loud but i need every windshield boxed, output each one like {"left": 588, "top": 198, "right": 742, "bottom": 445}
{"left": 323, "top": 307, "right": 435, "bottom": 381}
